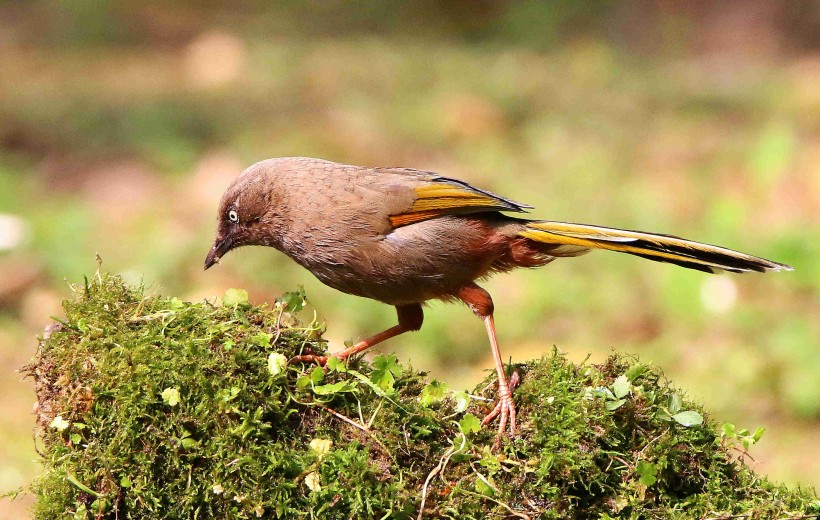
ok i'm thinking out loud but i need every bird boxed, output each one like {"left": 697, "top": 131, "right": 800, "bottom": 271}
{"left": 205, "top": 157, "right": 792, "bottom": 446}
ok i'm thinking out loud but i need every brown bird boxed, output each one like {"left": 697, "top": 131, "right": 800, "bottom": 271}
{"left": 205, "top": 157, "right": 791, "bottom": 445}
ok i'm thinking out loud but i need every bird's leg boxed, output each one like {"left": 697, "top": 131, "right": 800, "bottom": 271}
{"left": 289, "top": 303, "right": 423, "bottom": 366}
{"left": 456, "top": 283, "right": 517, "bottom": 449}
{"left": 481, "top": 314, "right": 517, "bottom": 448}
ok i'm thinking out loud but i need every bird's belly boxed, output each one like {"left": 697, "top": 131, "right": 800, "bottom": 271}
{"left": 300, "top": 217, "right": 505, "bottom": 305}
{"left": 312, "top": 260, "right": 484, "bottom": 305}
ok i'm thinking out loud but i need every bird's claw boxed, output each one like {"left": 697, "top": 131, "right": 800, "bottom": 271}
{"left": 482, "top": 389, "right": 517, "bottom": 450}
{"left": 482, "top": 371, "right": 520, "bottom": 450}
{"left": 288, "top": 354, "right": 329, "bottom": 366}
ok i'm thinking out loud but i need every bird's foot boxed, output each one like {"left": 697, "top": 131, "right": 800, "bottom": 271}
{"left": 288, "top": 337, "right": 373, "bottom": 367}
{"left": 482, "top": 371, "right": 520, "bottom": 450}
{"left": 483, "top": 391, "right": 517, "bottom": 450}
{"left": 288, "top": 354, "right": 329, "bottom": 366}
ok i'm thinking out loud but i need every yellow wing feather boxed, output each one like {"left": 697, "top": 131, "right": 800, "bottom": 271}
{"left": 388, "top": 181, "right": 528, "bottom": 228}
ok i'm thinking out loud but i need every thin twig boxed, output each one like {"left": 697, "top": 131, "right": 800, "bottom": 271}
{"left": 455, "top": 488, "right": 532, "bottom": 520}
{"left": 314, "top": 402, "right": 369, "bottom": 433}
{"left": 418, "top": 434, "right": 467, "bottom": 520}
{"left": 272, "top": 303, "right": 285, "bottom": 346}
{"left": 313, "top": 402, "right": 389, "bottom": 453}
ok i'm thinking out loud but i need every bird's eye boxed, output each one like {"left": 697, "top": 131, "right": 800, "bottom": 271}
{"left": 228, "top": 210, "right": 239, "bottom": 223}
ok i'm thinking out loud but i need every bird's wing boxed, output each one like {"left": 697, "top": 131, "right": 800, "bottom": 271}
{"left": 374, "top": 168, "right": 531, "bottom": 228}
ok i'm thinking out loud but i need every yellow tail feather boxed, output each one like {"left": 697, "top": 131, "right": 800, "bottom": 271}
{"left": 519, "top": 221, "right": 792, "bottom": 274}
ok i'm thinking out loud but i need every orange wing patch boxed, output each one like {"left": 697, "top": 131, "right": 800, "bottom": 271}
{"left": 388, "top": 183, "right": 520, "bottom": 228}
{"left": 388, "top": 210, "right": 444, "bottom": 227}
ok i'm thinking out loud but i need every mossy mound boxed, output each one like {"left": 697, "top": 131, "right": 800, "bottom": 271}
{"left": 27, "top": 274, "right": 818, "bottom": 519}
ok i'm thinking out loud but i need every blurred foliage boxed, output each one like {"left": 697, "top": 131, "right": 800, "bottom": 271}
{"left": 0, "top": 2, "right": 819, "bottom": 515}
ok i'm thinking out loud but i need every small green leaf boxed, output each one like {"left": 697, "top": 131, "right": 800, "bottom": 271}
{"left": 161, "top": 387, "right": 180, "bottom": 407}
{"left": 326, "top": 357, "right": 346, "bottom": 373}
{"left": 625, "top": 363, "right": 649, "bottom": 382}
{"left": 220, "top": 386, "right": 240, "bottom": 401}
{"left": 474, "top": 471, "right": 496, "bottom": 496}
{"left": 250, "top": 332, "right": 272, "bottom": 347}
{"left": 452, "top": 391, "right": 470, "bottom": 413}
{"left": 222, "top": 288, "right": 249, "bottom": 307}
{"left": 120, "top": 476, "right": 132, "bottom": 488}
{"left": 70, "top": 433, "right": 82, "bottom": 444}
{"left": 74, "top": 504, "right": 88, "bottom": 519}
{"left": 672, "top": 410, "right": 703, "bottom": 427}
{"left": 370, "top": 354, "right": 403, "bottom": 393}
{"left": 591, "top": 386, "right": 615, "bottom": 400}
{"left": 458, "top": 413, "right": 481, "bottom": 435}
{"left": 277, "top": 287, "right": 307, "bottom": 313}
{"left": 668, "top": 392, "right": 683, "bottom": 414}
{"left": 612, "top": 375, "right": 631, "bottom": 398}
{"left": 419, "top": 380, "right": 449, "bottom": 407}
{"left": 296, "top": 376, "right": 312, "bottom": 390}
{"left": 90, "top": 498, "right": 110, "bottom": 513}
{"left": 310, "top": 367, "right": 325, "bottom": 384}
{"left": 752, "top": 426, "right": 765, "bottom": 442}
{"left": 636, "top": 461, "right": 658, "bottom": 486}
{"left": 606, "top": 399, "right": 626, "bottom": 411}
{"left": 721, "top": 422, "right": 736, "bottom": 438}
{"left": 372, "top": 354, "right": 403, "bottom": 376}
{"left": 312, "top": 380, "right": 356, "bottom": 396}
{"left": 478, "top": 446, "right": 500, "bottom": 471}
{"left": 346, "top": 369, "right": 407, "bottom": 411}
{"left": 180, "top": 437, "right": 199, "bottom": 449}
{"left": 77, "top": 318, "right": 88, "bottom": 333}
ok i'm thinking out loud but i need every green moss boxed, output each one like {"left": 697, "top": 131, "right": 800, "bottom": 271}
{"left": 26, "top": 274, "right": 818, "bottom": 519}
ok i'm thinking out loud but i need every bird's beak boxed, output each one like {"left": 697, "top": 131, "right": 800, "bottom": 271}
{"left": 204, "top": 236, "right": 233, "bottom": 270}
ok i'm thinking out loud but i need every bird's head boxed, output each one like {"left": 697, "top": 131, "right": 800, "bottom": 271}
{"left": 204, "top": 161, "right": 281, "bottom": 270}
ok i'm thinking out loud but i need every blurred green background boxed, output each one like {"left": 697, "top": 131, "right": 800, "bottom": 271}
{"left": 1, "top": 1, "right": 818, "bottom": 515}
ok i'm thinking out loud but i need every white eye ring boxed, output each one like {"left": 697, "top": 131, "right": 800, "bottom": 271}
{"left": 228, "top": 210, "right": 239, "bottom": 223}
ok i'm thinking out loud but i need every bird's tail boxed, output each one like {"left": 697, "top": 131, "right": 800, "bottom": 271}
{"left": 518, "top": 221, "right": 792, "bottom": 274}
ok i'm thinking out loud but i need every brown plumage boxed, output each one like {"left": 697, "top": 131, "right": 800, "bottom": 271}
{"left": 205, "top": 157, "right": 792, "bottom": 447}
